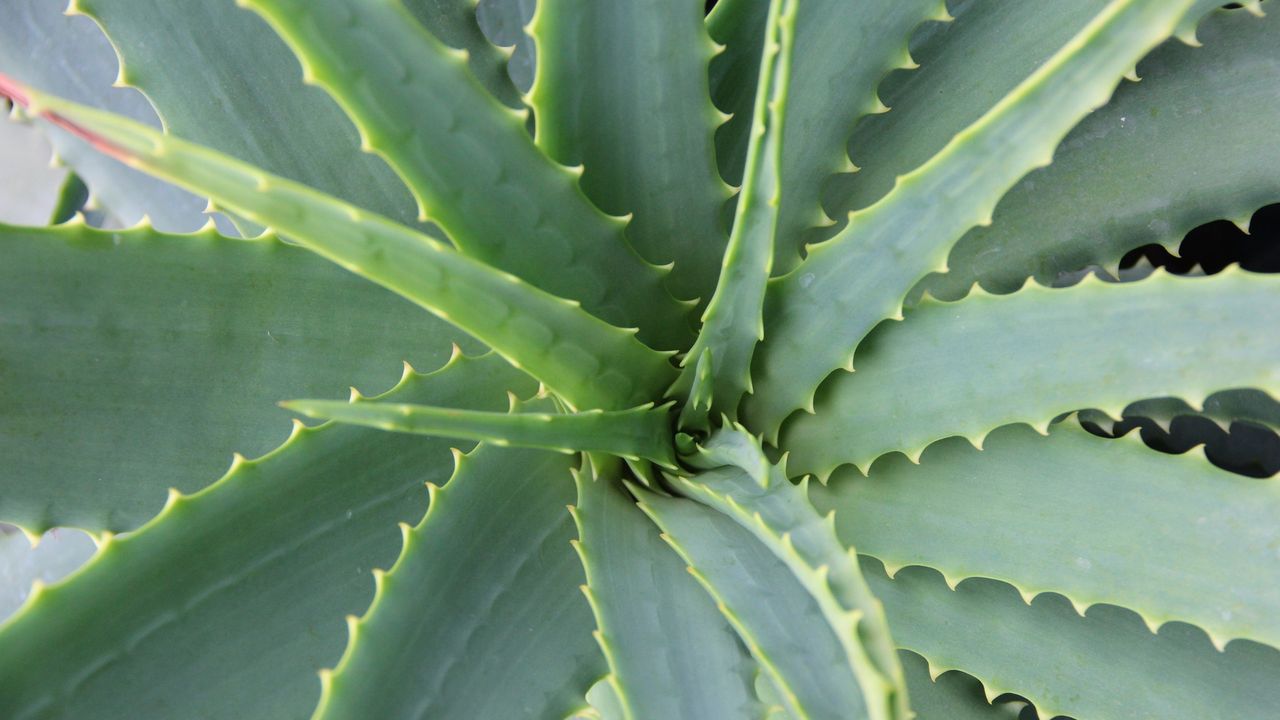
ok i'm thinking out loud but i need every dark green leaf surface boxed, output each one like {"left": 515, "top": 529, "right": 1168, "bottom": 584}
{"left": 0, "top": 353, "right": 532, "bottom": 720}
{"left": 314, "top": 444, "right": 600, "bottom": 720}
{"left": 0, "top": 221, "right": 473, "bottom": 533}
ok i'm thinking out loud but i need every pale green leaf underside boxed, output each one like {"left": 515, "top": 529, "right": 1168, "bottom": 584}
{"left": 813, "top": 420, "right": 1280, "bottom": 649}
{"left": 240, "top": 0, "right": 691, "bottom": 351}
{"left": 868, "top": 560, "right": 1280, "bottom": 720}
{"left": 529, "top": 0, "right": 731, "bottom": 305}
{"left": 785, "top": 271, "right": 1280, "bottom": 477}
{"left": 745, "top": 0, "right": 1198, "bottom": 436}
{"left": 286, "top": 400, "right": 677, "bottom": 468}
{"left": 0, "top": 0, "right": 208, "bottom": 230}
{"left": 315, "top": 443, "right": 599, "bottom": 720}
{"left": 572, "top": 471, "right": 757, "bottom": 720}
{"left": 10, "top": 85, "right": 677, "bottom": 411}
{"left": 638, "top": 488, "right": 868, "bottom": 720}
{"left": 0, "top": 353, "right": 531, "bottom": 720}
{"left": 918, "top": 7, "right": 1280, "bottom": 301}
{"left": 0, "top": 220, "right": 474, "bottom": 533}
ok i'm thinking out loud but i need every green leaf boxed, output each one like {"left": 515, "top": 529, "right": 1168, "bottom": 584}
{"left": 0, "top": 352, "right": 531, "bottom": 720}
{"left": 675, "top": 0, "right": 795, "bottom": 420}
{"left": 636, "top": 487, "right": 872, "bottom": 720}
{"left": 238, "top": 0, "right": 692, "bottom": 351}
{"left": 0, "top": 220, "right": 476, "bottom": 533}
{"left": 3, "top": 82, "right": 677, "bottom": 411}
{"left": 528, "top": 0, "right": 732, "bottom": 304}
{"left": 744, "top": 0, "right": 1199, "bottom": 436}
{"left": 284, "top": 399, "right": 677, "bottom": 468}
{"left": 0, "top": 0, "right": 208, "bottom": 230}
{"left": 674, "top": 426, "right": 907, "bottom": 720}
{"left": 899, "top": 652, "right": 1023, "bottom": 720}
{"left": 867, "top": 559, "right": 1280, "bottom": 720}
{"left": 813, "top": 419, "right": 1280, "bottom": 650}
{"left": 400, "top": 0, "right": 524, "bottom": 108}
{"left": 786, "top": 270, "right": 1280, "bottom": 476}
{"left": 706, "top": 0, "right": 771, "bottom": 187}
{"left": 771, "top": 0, "right": 947, "bottom": 274}
{"left": 48, "top": 173, "right": 89, "bottom": 225}
{"left": 917, "top": 6, "right": 1280, "bottom": 301}
{"left": 73, "top": 0, "right": 455, "bottom": 232}
{"left": 313, "top": 443, "right": 600, "bottom": 720}
{"left": 830, "top": 0, "right": 1111, "bottom": 215}
{"left": 476, "top": 0, "right": 537, "bottom": 93}
{"left": 571, "top": 471, "right": 757, "bottom": 720}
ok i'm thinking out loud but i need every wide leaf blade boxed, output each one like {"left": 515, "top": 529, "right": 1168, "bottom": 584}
{"left": 0, "top": 220, "right": 472, "bottom": 533}
{"left": 0, "top": 353, "right": 532, "bottom": 720}
{"left": 314, "top": 443, "right": 600, "bottom": 719}
{"left": 784, "top": 271, "right": 1280, "bottom": 476}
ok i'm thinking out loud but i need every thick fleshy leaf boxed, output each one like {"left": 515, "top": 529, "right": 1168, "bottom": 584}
{"left": 706, "top": 0, "right": 771, "bottom": 187}
{"left": 239, "top": 0, "right": 692, "bottom": 351}
{"left": 529, "top": 0, "right": 732, "bottom": 304}
{"left": 0, "top": 83, "right": 677, "bottom": 411}
{"left": 919, "top": 6, "right": 1280, "bottom": 301}
{"left": 285, "top": 400, "right": 677, "bottom": 468}
{"left": 572, "top": 471, "right": 757, "bottom": 720}
{"left": 0, "top": 220, "right": 473, "bottom": 533}
{"left": 831, "top": 0, "right": 1110, "bottom": 215}
{"left": 75, "top": 0, "right": 512, "bottom": 231}
{"left": 476, "top": 0, "right": 537, "bottom": 93}
{"left": 637, "top": 487, "right": 871, "bottom": 720}
{"left": 314, "top": 443, "right": 599, "bottom": 719}
{"left": 813, "top": 420, "right": 1280, "bottom": 649}
{"left": 867, "top": 560, "right": 1280, "bottom": 720}
{"left": 676, "top": 0, "right": 794, "bottom": 419}
{"left": 674, "top": 426, "right": 907, "bottom": 720}
{"left": 0, "top": 353, "right": 532, "bottom": 720}
{"left": 900, "top": 652, "right": 1023, "bottom": 720}
{"left": 745, "top": 0, "right": 1199, "bottom": 436}
{"left": 0, "top": 0, "right": 207, "bottom": 230}
{"left": 785, "top": 271, "right": 1280, "bottom": 477}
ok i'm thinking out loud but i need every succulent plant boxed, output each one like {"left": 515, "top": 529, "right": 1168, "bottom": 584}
{"left": 1, "top": 0, "right": 1278, "bottom": 717}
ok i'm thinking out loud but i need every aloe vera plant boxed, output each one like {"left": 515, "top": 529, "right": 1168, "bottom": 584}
{"left": 1, "top": 0, "right": 1278, "bottom": 717}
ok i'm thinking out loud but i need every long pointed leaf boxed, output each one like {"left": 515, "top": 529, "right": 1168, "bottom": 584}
{"left": 637, "top": 488, "right": 870, "bottom": 720}
{"left": 529, "top": 0, "right": 732, "bottom": 303}
{"left": 676, "top": 0, "right": 795, "bottom": 419}
{"left": 0, "top": 80, "right": 676, "bottom": 411}
{"left": 745, "top": 0, "right": 1198, "bottom": 436}
{"left": 571, "top": 471, "right": 757, "bottom": 720}
{"left": 868, "top": 559, "right": 1280, "bottom": 720}
{"left": 813, "top": 420, "right": 1280, "bottom": 650}
{"left": 0, "top": 353, "right": 531, "bottom": 720}
{"left": 784, "top": 270, "right": 1280, "bottom": 477}
{"left": 285, "top": 400, "right": 676, "bottom": 468}
{"left": 238, "top": 0, "right": 692, "bottom": 350}
{"left": 0, "top": 219, "right": 472, "bottom": 533}
{"left": 919, "top": 6, "right": 1280, "bottom": 301}
{"left": 313, "top": 443, "right": 599, "bottom": 719}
